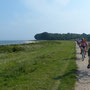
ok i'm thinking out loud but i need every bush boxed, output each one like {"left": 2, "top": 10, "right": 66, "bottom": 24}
{"left": 0, "top": 45, "right": 24, "bottom": 53}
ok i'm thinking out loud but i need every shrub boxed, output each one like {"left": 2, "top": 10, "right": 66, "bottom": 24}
{"left": 0, "top": 45, "right": 24, "bottom": 53}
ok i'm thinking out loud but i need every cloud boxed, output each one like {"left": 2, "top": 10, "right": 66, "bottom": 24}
{"left": 57, "top": 0, "right": 70, "bottom": 5}
{"left": 18, "top": 0, "right": 71, "bottom": 28}
{"left": 20, "top": 0, "right": 49, "bottom": 12}
{"left": 18, "top": 0, "right": 71, "bottom": 25}
{"left": 20, "top": 0, "right": 70, "bottom": 13}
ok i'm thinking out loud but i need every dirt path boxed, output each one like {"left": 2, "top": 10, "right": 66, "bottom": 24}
{"left": 75, "top": 44, "right": 90, "bottom": 90}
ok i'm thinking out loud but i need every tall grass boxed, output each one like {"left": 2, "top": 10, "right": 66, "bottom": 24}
{"left": 0, "top": 45, "right": 24, "bottom": 53}
{"left": 0, "top": 41, "right": 77, "bottom": 90}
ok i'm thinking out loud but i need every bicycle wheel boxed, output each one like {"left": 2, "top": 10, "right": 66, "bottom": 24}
{"left": 82, "top": 49, "right": 85, "bottom": 61}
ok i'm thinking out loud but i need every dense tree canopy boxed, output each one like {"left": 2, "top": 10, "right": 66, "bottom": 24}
{"left": 34, "top": 32, "right": 90, "bottom": 41}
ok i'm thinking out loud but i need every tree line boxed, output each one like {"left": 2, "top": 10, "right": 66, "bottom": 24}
{"left": 34, "top": 32, "right": 90, "bottom": 41}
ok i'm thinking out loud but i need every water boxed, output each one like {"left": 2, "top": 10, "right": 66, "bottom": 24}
{"left": 0, "top": 40, "right": 28, "bottom": 45}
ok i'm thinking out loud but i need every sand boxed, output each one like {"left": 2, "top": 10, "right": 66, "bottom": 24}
{"left": 24, "top": 40, "right": 37, "bottom": 44}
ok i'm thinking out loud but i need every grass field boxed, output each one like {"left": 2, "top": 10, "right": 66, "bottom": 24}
{"left": 0, "top": 40, "right": 77, "bottom": 90}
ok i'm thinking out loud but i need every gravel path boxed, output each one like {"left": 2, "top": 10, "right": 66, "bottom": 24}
{"left": 75, "top": 44, "right": 90, "bottom": 90}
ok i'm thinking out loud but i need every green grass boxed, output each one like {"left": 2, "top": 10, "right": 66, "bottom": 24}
{"left": 0, "top": 40, "right": 77, "bottom": 90}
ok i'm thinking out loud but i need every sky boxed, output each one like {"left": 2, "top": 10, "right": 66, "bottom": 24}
{"left": 0, "top": 0, "right": 90, "bottom": 40}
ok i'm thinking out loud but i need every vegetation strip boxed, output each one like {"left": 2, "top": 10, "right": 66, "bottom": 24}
{"left": 0, "top": 41, "right": 77, "bottom": 90}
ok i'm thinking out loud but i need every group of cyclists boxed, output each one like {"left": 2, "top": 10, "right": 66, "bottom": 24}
{"left": 77, "top": 38, "right": 90, "bottom": 69}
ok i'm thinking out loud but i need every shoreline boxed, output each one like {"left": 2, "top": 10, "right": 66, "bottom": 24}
{"left": 0, "top": 40, "right": 37, "bottom": 46}
{"left": 24, "top": 40, "right": 37, "bottom": 44}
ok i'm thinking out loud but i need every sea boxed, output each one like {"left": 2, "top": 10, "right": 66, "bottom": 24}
{"left": 0, "top": 40, "right": 28, "bottom": 45}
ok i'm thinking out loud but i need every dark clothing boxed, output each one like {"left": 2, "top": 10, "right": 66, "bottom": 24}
{"left": 88, "top": 48, "right": 90, "bottom": 56}
{"left": 82, "top": 46, "right": 85, "bottom": 49}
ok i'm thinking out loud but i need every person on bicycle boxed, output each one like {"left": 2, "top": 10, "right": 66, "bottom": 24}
{"left": 78, "top": 39, "right": 82, "bottom": 47}
{"left": 87, "top": 42, "right": 90, "bottom": 68}
{"left": 77, "top": 39, "right": 82, "bottom": 54}
{"left": 84, "top": 38, "right": 88, "bottom": 55}
{"left": 77, "top": 39, "right": 79, "bottom": 45}
{"left": 80, "top": 38, "right": 87, "bottom": 56}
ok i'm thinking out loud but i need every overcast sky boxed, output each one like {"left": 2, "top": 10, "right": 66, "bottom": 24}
{"left": 0, "top": 0, "right": 90, "bottom": 40}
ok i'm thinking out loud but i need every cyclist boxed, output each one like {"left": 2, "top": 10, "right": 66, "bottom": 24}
{"left": 84, "top": 38, "right": 88, "bottom": 55}
{"left": 77, "top": 39, "right": 79, "bottom": 45}
{"left": 80, "top": 38, "right": 87, "bottom": 58}
{"left": 78, "top": 39, "right": 82, "bottom": 54}
{"left": 78, "top": 39, "right": 82, "bottom": 47}
{"left": 87, "top": 42, "right": 90, "bottom": 68}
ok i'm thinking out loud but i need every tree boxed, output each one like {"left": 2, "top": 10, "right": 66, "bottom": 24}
{"left": 34, "top": 32, "right": 90, "bottom": 41}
